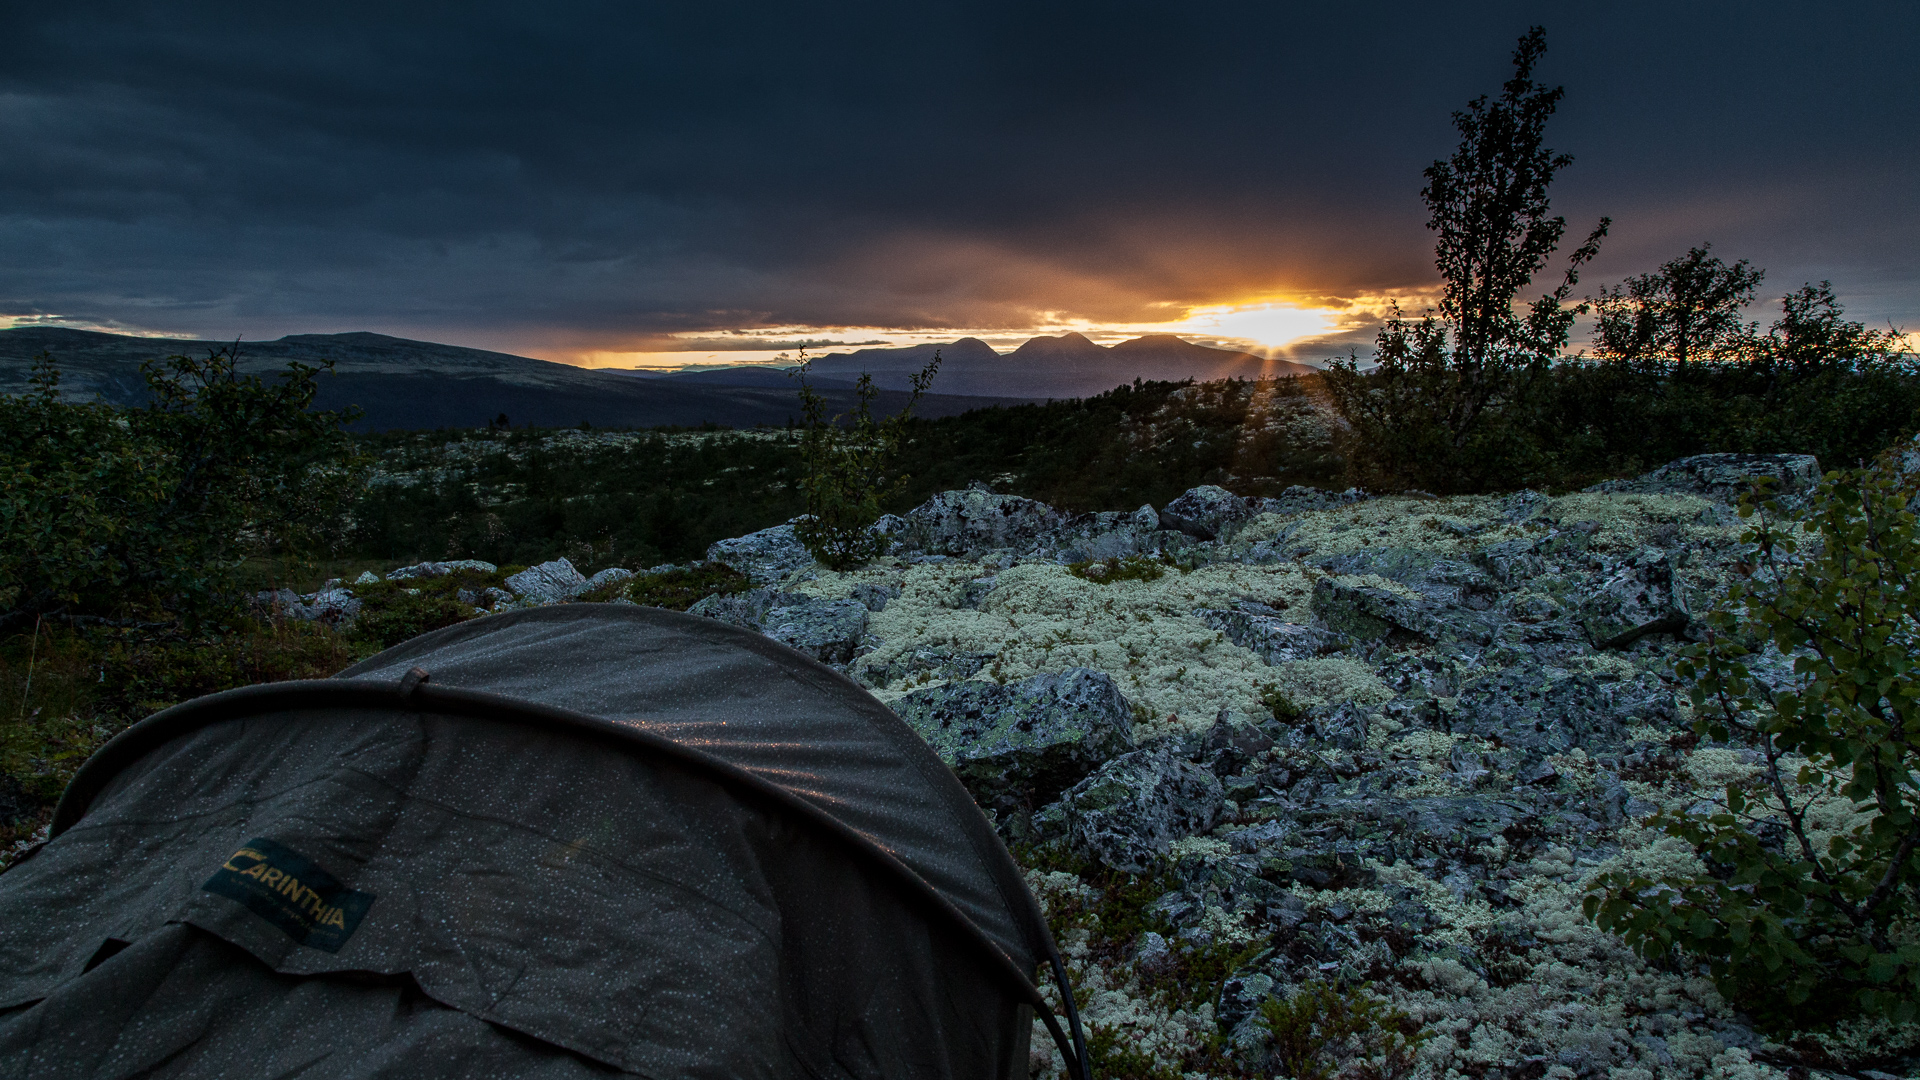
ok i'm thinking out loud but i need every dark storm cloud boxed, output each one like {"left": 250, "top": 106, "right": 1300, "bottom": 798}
{"left": 0, "top": 1, "right": 1913, "bottom": 356}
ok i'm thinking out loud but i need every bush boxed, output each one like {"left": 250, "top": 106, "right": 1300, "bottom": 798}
{"left": 0, "top": 349, "right": 364, "bottom": 630}
{"left": 1585, "top": 447, "right": 1920, "bottom": 1029}
{"left": 1068, "top": 555, "right": 1168, "bottom": 585}
{"left": 792, "top": 352, "right": 939, "bottom": 570}
{"left": 1257, "top": 980, "right": 1427, "bottom": 1080}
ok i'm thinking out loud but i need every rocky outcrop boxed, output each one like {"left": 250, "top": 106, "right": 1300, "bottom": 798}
{"left": 761, "top": 598, "right": 870, "bottom": 665}
{"left": 704, "top": 521, "right": 816, "bottom": 586}
{"left": 1586, "top": 451, "right": 1821, "bottom": 508}
{"left": 891, "top": 668, "right": 1137, "bottom": 826}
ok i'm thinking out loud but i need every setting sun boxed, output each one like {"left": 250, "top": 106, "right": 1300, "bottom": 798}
{"left": 1164, "top": 302, "right": 1340, "bottom": 351}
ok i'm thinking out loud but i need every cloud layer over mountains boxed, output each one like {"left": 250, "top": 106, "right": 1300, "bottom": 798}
{"left": 0, "top": 2, "right": 1913, "bottom": 357}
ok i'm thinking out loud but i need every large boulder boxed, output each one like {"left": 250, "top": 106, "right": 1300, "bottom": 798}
{"left": 761, "top": 598, "right": 870, "bottom": 665}
{"left": 891, "top": 668, "right": 1137, "bottom": 818}
{"left": 705, "top": 521, "right": 816, "bottom": 586}
{"left": 505, "top": 558, "right": 588, "bottom": 604}
{"left": 1162, "top": 485, "right": 1265, "bottom": 539}
{"left": 1054, "top": 743, "right": 1227, "bottom": 873}
{"left": 1577, "top": 547, "right": 1691, "bottom": 648}
{"left": 901, "top": 488, "right": 1069, "bottom": 556}
{"left": 1586, "top": 452, "right": 1821, "bottom": 508}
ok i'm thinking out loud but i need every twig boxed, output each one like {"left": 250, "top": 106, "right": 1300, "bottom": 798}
{"left": 19, "top": 614, "right": 42, "bottom": 719}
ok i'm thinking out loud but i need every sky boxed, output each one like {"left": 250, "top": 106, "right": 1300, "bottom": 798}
{"left": 0, "top": 2, "right": 1913, "bottom": 369}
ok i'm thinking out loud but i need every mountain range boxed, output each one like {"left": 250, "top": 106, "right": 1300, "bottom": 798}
{"left": 0, "top": 326, "right": 1314, "bottom": 431}
{"left": 785, "top": 332, "right": 1316, "bottom": 398}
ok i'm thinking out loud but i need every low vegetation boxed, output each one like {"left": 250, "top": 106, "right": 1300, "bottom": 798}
{"left": 1587, "top": 447, "right": 1920, "bottom": 1030}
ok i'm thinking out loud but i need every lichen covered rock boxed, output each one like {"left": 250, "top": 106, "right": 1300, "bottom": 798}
{"left": 890, "top": 668, "right": 1137, "bottom": 821}
{"left": 704, "top": 520, "right": 816, "bottom": 586}
{"left": 901, "top": 488, "right": 1069, "bottom": 556}
{"left": 1053, "top": 743, "right": 1226, "bottom": 872}
{"left": 1578, "top": 545, "right": 1692, "bottom": 648}
{"left": 504, "top": 557, "right": 588, "bottom": 604}
{"left": 761, "top": 597, "right": 870, "bottom": 665}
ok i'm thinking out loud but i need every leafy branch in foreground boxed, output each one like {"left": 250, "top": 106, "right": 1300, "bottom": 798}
{"left": 791, "top": 350, "right": 940, "bottom": 571}
{"left": 1585, "top": 448, "right": 1920, "bottom": 1029}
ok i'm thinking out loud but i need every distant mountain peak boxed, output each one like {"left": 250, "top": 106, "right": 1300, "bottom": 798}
{"left": 275, "top": 331, "right": 410, "bottom": 345}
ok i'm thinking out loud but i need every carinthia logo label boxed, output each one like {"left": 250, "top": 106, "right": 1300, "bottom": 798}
{"left": 202, "top": 837, "right": 375, "bottom": 952}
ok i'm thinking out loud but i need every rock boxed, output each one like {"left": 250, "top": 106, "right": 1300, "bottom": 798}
{"left": 1308, "top": 701, "right": 1373, "bottom": 751}
{"left": 583, "top": 567, "right": 634, "bottom": 591}
{"left": 868, "top": 514, "right": 913, "bottom": 555}
{"left": 1059, "top": 743, "right": 1227, "bottom": 873}
{"left": 300, "top": 581, "right": 361, "bottom": 625}
{"left": 1132, "top": 931, "right": 1175, "bottom": 977}
{"left": 1500, "top": 489, "right": 1553, "bottom": 524}
{"left": 1162, "top": 485, "right": 1266, "bottom": 538}
{"left": 1155, "top": 507, "right": 1216, "bottom": 541}
{"left": 1255, "top": 486, "right": 1371, "bottom": 517}
{"left": 1585, "top": 452, "right": 1822, "bottom": 508}
{"left": 1218, "top": 969, "right": 1278, "bottom": 1048}
{"left": 1309, "top": 576, "right": 1495, "bottom": 647}
{"left": 1035, "top": 505, "right": 1161, "bottom": 563}
{"left": 253, "top": 588, "right": 302, "bottom": 616}
{"left": 1453, "top": 662, "right": 1675, "bottom": 758}
{"left": 866, "top": 645, "right": 997, "bottom": 686}
{"left": 761, "top": 598, "right": 870, "bottom": 665}
{"left": 901, "top": 489, "right": 1069, "bottom": 556}
{"left": 354, "top": 570, "right": 381, "bottom": 585}
{"left": 849, "top": 582, "right": 899, "bottom": 612}
{"left": 385, "top": 559, "right": 498, "bottom": 581}
{"left": 684, "top": 587, "right": 793, "bottom": 629}
{"left": 705, "top": 521, "right": 816, "bottom": 586}
{"left": 1578, "top": 547, "right": 1690, "bottom": 648}
{"left": 1203, "top": 709, "right": 1278, "bottom": 776}
{"left": 1520, "top": 759, "right": 1560, "bottom": 786}
{"left": 891, "top": 668, "right": 1138, "bottom": 818}
{"left": 958, "top": 575, "right": 998, "bottom": 609}
{"left": 1472, "top": 537, "right": 1548, "bottom": 586}
{"left": 1198, "top": 604, "right": 1347, "bottom": 663}
{"left": 504, "top": 558, "right": 588, "bottom": 604}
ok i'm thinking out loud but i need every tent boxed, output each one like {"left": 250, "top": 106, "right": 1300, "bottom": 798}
{"left": 0, "top": 604, "right": 1091, "bottom": 1079}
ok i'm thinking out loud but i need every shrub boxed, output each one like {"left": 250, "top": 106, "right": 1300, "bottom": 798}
{"left": 0, "top": 349, "right": 364, "bottom": 630}
{"left": 791, "top": 351, "right": 940, "bottom": 570}
{"left": 1585, "top": 448, "right": 1920, "bottom": 1029}
{"left": 1257, "top": 979, "right": 1427, "bottom": 1080}
{"left": 1068, "top": 555, "right": 1168, "bottom": 585}
{"left": 348, "top": 575, "right": 493, "bottom": 652}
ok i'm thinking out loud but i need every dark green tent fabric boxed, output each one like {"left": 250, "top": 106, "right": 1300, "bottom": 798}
{"left": 0, "top": 604, "right": 1086, "bottom": 1079}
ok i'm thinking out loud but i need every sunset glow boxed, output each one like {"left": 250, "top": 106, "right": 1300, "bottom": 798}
{"left": 563, "top": 300, "right": 1354, "bottom": 370}
{"left": 1160, "top": 302, "right": 1342, "bottom": 353}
